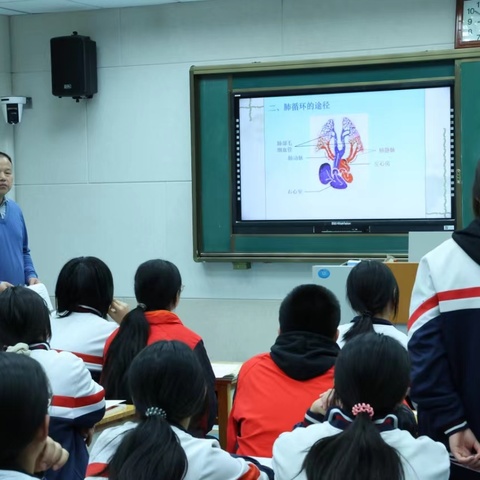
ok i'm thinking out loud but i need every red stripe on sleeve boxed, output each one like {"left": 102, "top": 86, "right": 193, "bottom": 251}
{"left": 408, "top": 287, "right": 480, "bottom": 331}
{"left": 438, "top": 287, "right": 480, "bottom": 301}
{"left": 238, "top": 463, "right": 262, "bottom": 480}
{"left": 408, "top": 294, "right": 438, "bottom": 331}
{"left": 54, "top": 349, "right": 103, "bottom": 365}
{"left": 86, "top": 462, "right": 109, "bottom": 477}
{"left": 52, "top": 389, "right": 104, "bottom": 408}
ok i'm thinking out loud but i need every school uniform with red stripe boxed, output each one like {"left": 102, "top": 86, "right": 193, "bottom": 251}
{"left": 408, "top": 219, "right": 480, "bottom": 444}
{"left": 85, "top": 422, "right": 271, "bottom": 480}
{"left": 30, "top": 346, "right": 105, "bottom": 480}
{"left": 50, "top": 311, "right": 118, "bottom": 378}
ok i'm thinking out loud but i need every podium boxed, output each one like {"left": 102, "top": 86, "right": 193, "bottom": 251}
{"left": 385, "top": 262, "right": 418, "bottom": 325}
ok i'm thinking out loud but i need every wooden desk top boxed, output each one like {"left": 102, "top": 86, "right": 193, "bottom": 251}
{"left": 97, "top": 404, "right": 136, "bottom": 427}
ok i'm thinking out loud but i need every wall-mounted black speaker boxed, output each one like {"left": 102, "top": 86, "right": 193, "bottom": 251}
{"left": 50, "top": 32, "right": 97, "bottom": 100}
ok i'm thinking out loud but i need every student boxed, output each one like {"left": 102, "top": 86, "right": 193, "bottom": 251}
{"left": 0, "top": 352, "right": 70, "bottom": 479}
{"left": 227, "top": 284, "right": 340, "bottom": 457}
{"left": 0, "top": 287, "right": 105, "bottom": 480}
{"left": 409, "top": 159, "right": 480, "bottom": 476}
{"left": 87, "top": 341, "right": 271, "bottom": 480}
{"left": 337, "top": 260, "right": 407, "bottom": 348}
{"left": 50, "top": 256, "right": 125, "bottom": 381}
{"left": 101, "top": 259, "right": 216, "bottom": 437}
{"left": 272, "top": 333, "right": 449, "bottom": 480}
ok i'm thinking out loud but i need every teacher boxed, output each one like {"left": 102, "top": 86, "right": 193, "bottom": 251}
{"left": 0, "top": 151, "right": 39, "bottom": 292}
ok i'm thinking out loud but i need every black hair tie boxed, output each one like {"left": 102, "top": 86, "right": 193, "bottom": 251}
{"left": 362, "top": 311, "right": 373, "bottom": 317}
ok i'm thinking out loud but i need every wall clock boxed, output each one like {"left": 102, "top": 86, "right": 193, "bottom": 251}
{"left": 456, "top": 0, "right": 480, "bottom": 48}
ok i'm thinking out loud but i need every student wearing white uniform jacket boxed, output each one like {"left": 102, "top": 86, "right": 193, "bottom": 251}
{"left": 272, "top": 333, "right": 449, "bottom": 480}
{"left": 0, "top": 353, "right": 70, "bottom": 479}
{"left": 86, "top": 340, "right": 272, "bottom": 480}
{"left": 0, "top": 287, "right": 106, "bottom": 480}
{"left": 50, "top": 257, "right": 127, "bottom": 381}
{"left": 336, "top": 260, "right": 408, "bottom": 349}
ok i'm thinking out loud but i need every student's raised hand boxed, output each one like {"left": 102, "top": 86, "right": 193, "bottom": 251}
{"left": 108, "top": 298, "right": 130, "bottom": 324}
{"left": 35, "top": 436, "right": 69, "bottom": 473}
{"left": 310, "top": 388, "right": 336, "bottom": 415}
{"left": 449, "top": 428, "right": 480, "bottom": 470}
{"left": 0, "top": 281, "right": 13, "bottom": 293}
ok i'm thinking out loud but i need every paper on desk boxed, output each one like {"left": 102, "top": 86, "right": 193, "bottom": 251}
{"left": 211, "top": 362, "right": 242, "bottom": 379}
{"left": 105, "top": 400, "right": 126, "bottom": 410}
{"left": 27, "top": 283, "right": 54, "bottom": 312}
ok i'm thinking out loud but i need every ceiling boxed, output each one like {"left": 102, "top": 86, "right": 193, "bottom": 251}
{"left": 0, "top": 0, "right": 208, "bottom": 15}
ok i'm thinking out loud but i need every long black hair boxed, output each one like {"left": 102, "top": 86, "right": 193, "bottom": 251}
{"left": 108, "top": 341, "right": 206, "bottom": 480}
{"left": 101, "top": 259, "right": 182, "bottom": 400}
{"left": 0, "top": 286, "right": 52, "bottom": 346}
{"left": 55, "top": 256, "right": 114, "bottom": 318}
{"left": 343, "top": 261, "right": 399, "bottom": 343}
{"left": 0, "top": 352, "right": 50, "bottom": 471}
{"left": 303, "top": 333, "right": 410, "bottom": 480}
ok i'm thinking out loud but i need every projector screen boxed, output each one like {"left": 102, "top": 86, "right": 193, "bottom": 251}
{"left": 232, "top": 84, "right": 455, "bottom": 234}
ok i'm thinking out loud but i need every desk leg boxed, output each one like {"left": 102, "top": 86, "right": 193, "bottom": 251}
{"left": 216, "top": 382, "right": 233, "bottom": 450}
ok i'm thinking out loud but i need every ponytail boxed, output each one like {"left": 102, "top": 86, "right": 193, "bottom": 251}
{"left": 302, "top": 411, "right": 404, "bottom": 480}
{"left": 107, "top": 341, "right": 206, "bottom": 480}
{"left": 303, "top": 334, "right": 410, "bottom": 480}
{"left": 342, "top": 312, "right": 374, "bottom": 342}
{"left": 344, "top": 261, "right": 399, "bottom": 344}
{"left": 101, "top": 306, "right": 150, "bottom": 401}
{"left": 109, "top": 416, "right": 187, "bottom": 480}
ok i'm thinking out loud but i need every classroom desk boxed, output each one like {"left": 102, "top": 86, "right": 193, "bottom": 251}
{"left": 95, "top": 366, "right": 241, "bottom": 450}
{"left": 96, "top": 404, "right": 136, "bottom": 433}
{"left": 213, "top": 362, "right": 242, "bottom": 450}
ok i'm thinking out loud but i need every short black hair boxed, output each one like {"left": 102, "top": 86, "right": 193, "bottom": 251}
{"left": 0, "top": 286, "right": 52, "bottom": 346}
{"left": 55, "top": 256, "right": 114, "bottom": 318}
{"left": 278, "top": 284, "right": 340, "bottom": 338}
{"left": 0, "top": 352, "right": 50, "bottom": 470}
{"left": 0, "top": 152, "right": 12, "bottom": 163}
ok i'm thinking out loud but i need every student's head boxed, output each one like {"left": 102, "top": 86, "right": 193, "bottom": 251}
{"left": 303, "top": 333, "right": 410, "bottom": 480}
{"left": 0, "top": 286, "right": 52, "bottom": 347}
{"left": 335, "top": 333, "right": 409, "bottom": 415}
{"left": 473, "top": 159, "right": 480, "bottom": 218}
{"left": 55, "top": 256, "right": 114, "bottom": 318}
{"left": 279, "top": 284, "right": 340, "bottom": 339}
{"left": 0, "top": 152, "right": 13, "bottom": 200}
{"left": 0, "top": 352, "right": 50, "bottom": 473}
{"left": 134, "top": 259, "right": 182, "bottom": 311}
{"left": 101, "top": 259, "right": 183, "bottom": 401}
{"left": 342, "top": 261, "right": 399, "bottom": 343}
{"left": 108, "top": 341, "right": 206, "bottom": 480}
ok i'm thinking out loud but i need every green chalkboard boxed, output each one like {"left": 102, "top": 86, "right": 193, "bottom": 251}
{"left": 191, "top": 50, "right": 480, "bottom": 262}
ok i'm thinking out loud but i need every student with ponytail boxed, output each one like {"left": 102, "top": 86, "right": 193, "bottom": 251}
{"left": 101, "top": 259, "right": 216, "bottom": 437}
{"left": 272, "top": 333, "right": 449, "bottom": 480}
{"left": 87, "top": 341, "right": 271, "bottom": 480}
{"left": 337, "top": 260, "right": 407, "bottom": 348}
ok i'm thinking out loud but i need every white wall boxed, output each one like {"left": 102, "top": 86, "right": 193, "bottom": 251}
{"left": 9, "top": 0, "right": 455, "bottom": 361}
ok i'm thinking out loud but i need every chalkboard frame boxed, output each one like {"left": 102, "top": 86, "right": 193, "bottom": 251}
{"left": 191, "top": 49, "right": 480, "bottom": 262}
